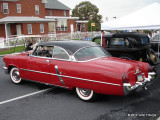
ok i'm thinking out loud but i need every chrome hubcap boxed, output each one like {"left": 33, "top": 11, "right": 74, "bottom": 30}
{"left": 79, "top": 88, "right": 91, "bottom": 97}
{"left": 12, "top": 70, "right": 20, "bottom": 81}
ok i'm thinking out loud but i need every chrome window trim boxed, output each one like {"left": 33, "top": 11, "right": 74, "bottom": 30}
{"left": 20, "top": 68, "right": 121, "bottom": 87}
{"left": 53, "top": 46, "right": 71, "bottom": 60}
{"left": 73, "top": 45, "right": 100, "bottom": 56}
{"left": 31, "top": 45, "right": 71, "bottom": 61}
{"left": 71, "top": 56, "right": 107, "bottom": 63}
{"left": 30, "top": 45, "right": 109, "bottom": 63}
{"left": 73, "top": 46, "right": 108, "bottom": 62}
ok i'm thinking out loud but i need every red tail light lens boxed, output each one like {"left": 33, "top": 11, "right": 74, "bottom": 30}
{"left": 148, "top": 65, "right": 153, "bottom": 72}
{"left": 122, "top": 72, "right": 129, "bottom": 83}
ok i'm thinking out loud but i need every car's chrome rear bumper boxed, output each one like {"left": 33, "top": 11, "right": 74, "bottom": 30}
{"left": 3, "top": 66, "right": 9, "bottom": 74}
{"left": 123, "top": 72, "right": 156, "bottom": 95}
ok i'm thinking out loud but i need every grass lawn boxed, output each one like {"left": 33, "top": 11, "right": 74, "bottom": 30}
{"left": 0, "top": 46, "right": 25, "bottom": 55}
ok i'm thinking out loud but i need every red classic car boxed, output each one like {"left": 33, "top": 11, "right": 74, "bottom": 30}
{"left": 3, "top": 41, "right": 156, "bottom": 101}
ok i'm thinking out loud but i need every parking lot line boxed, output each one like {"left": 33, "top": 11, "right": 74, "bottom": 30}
{"left": 0, "top": 88, "right": 52, "bottom": 105}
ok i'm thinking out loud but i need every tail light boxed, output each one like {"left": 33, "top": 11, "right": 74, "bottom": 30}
{"left": 122, "top": 72, "right": 129, "bottom": 83}
{"left": 148, "top": 65, "right": 153, "bottom": 72}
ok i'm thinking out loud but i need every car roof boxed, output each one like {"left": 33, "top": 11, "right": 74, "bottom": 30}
{"left": 94, "top": 32, "right": 149, "bottom": 39}
{"left": 38, "top": 40, "right": 99, "bottom": 55}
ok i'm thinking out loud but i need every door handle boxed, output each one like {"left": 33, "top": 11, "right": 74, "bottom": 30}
{"left": 46, "top": 60, "right": 51, "bottom": 63}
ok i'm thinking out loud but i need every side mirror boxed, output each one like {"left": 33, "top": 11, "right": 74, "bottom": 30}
{"left": 27, "top": 53, "right": 30, "bottom": 56}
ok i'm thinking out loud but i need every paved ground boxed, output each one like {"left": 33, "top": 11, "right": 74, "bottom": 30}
{"left": 0, "top": 56, "right": 160, "bottom": 120}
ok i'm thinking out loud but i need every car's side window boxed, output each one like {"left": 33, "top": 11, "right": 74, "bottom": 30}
{"left": 141, "top": 38, "right": 149, "bottom": 44}
{"left": 110, "top": 38, "right": 124, "bottom": 46}
{"left": 53, "top": 47, "right": 69, "bottom": 60}
{"left": 32, "top": 45, "right": 53, "bottom": 58}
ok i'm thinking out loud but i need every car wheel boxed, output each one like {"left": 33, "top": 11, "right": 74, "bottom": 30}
{"left": 10, "top": 67, "right": 22, "bottom": 84}
{"left": 76, "top": 87, "right": 97, "bottom": 101}
{"left": 146, "top": 48, "right": 158, "bottom": 65}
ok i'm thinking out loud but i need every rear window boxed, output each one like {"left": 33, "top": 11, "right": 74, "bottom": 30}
{"left": 141, "top": 38, "right": 149, "bottom": 44}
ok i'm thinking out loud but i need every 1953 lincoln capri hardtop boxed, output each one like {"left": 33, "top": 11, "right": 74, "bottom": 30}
{"left": 3, "top": 40, "right": 156, "bottom": 101}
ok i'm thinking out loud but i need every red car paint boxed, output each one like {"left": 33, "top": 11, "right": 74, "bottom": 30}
{"left": 3, "top": 41, "right": 152, "bottom": 97}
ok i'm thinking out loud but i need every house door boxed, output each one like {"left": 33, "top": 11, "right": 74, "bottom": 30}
{"left": 48, "top": 22, "right": 55, "bottom": 32}
{"left": 70, "top": 24, "right": 74, "bottom": 32}
{"left": 16, "top": 25, "right": 21, "bottom": 36}
{"left": 78, "top": 24, "right": 81, "bottom": 31}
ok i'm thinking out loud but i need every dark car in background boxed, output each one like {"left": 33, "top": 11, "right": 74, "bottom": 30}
{"left": 93, "top": 32, "right": 159, "bottom": 65}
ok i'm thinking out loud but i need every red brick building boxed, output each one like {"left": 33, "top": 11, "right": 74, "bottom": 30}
{"left": 0, "top": 0, "right": 88, "bottom": 40}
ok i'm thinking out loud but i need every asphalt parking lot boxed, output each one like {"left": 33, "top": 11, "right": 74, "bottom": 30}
{"left": 0, "top": 56, "right": 160, "bottom": 120}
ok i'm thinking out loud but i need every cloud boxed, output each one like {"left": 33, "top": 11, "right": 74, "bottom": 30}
{"left": 58, "top": 0, "right": 160, "bottom": 21}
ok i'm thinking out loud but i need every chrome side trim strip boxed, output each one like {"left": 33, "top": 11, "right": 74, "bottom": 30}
{"left": 20, "top": 68, "right": 53, "bottom": 75}
{"left": 20, "top": 68, "right": 121, "bottom": 86}
{"left": 54, "top": 66, "right": 65, "bottom": 85}
{"left": 59, "top": 74, "right": 121, "bottom": 86}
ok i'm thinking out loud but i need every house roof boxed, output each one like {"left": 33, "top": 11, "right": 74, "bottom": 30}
{"left": 76, "top": 21, "right": 88, "bottom": 23}
{"left": 45, "top": 16, "right": 79, "bottom": 20}
{"left": 0, "top": 16, "right": 54, "bottom": 24}
{"left": 45, "top": 0, "right": 71, "bottom": 10}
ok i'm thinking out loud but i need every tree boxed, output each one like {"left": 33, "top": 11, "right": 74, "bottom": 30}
{"left": 72, "top": 1, "right": 102, "bottom": 31}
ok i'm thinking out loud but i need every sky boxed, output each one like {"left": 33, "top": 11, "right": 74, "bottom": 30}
{"left": 58, "top": 0, "right": 160, "bottom": 22}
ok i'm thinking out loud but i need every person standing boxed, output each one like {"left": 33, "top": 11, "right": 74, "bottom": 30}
{"left": 25, "top": 40, "right": 33, "bottom": 51}
{"left": 83, "top": 33, "right": 91, "bottom": 41}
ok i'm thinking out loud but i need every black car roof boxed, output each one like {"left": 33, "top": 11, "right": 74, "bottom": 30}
{"left": 38, "top": 40, "right": 98, "bottom": 55}
{"left": 94, "top": 32, "right": 149, "bottom": 39}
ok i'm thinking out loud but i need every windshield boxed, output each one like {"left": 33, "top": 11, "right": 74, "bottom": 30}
{"left": 74, "top": 46, "right": 110, "bottom": 61}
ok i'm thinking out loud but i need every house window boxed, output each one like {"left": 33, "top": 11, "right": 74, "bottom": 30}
{"left": 3, "top": 3, "right": 9, "bottom": 14}
{"left": 27, "top": 24, "right": 32, "bottom": 34}
{"left": 64, "top": 10, "right": 66, "bottom": 17}
{"left": 49, "top": 10, "right": 52, "bottom": 16}
{"left": 57, "top": 20, "right": 68, "bottom": 31}
{"left": 40, "top": 24, "right": 44, "bottom": 33}
{"left": 83, "top": 24, "right": 86, "bottom": 30}
{"left": 35, "top": 5, "right": 39, "bottom": 15}
{"left": 17, "top": 4, "right": 21, "bottom": 13}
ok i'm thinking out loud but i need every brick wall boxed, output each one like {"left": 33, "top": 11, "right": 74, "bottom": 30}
{"left": 22, "top": 23, "right": 48, "bottom": 35}
{"left": 56, "top": 19, "right": 77, "bottom": 33}
{"left": 45, "top": 9, "right": 70, "bottom": 17}
{"left": 0, "top": 24, "right": 5, "bottom": 38}
{"left": 0, "top": 0, "right": 45, "bottom": 18}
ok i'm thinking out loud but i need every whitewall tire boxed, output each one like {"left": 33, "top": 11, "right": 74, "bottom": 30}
{"left": 76, "top": 87, "right": 97, "bottom": 101}
{"left": 10, "top": 67, "right": 22, "bottom": 84}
